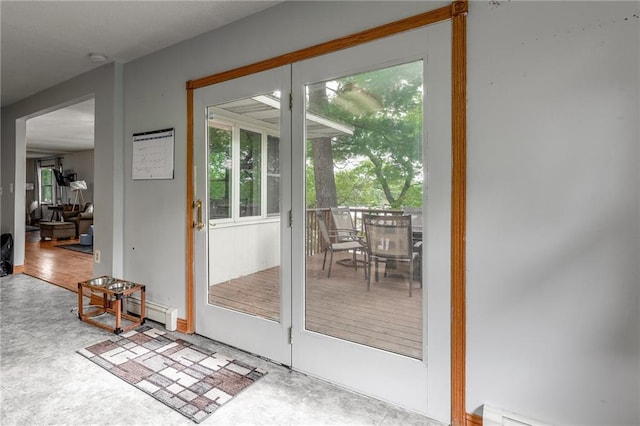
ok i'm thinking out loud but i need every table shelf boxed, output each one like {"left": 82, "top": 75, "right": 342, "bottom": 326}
{"left": 78, "top": 276, "right": 146, "bottom": 335}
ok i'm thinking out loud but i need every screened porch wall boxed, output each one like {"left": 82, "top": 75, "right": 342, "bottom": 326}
{"left": 209, "top": 220, "right": 280, "bottom": 284}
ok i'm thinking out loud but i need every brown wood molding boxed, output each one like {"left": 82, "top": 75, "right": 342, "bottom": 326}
{"left": 12, "top": 265, "right": 25, "bottom": 274}
{"left": 452, "top": 0, "right": 469, "bottom": 16}
{"left": 451, "top": 1, "right": 468, "bottom": 425}
{"left": 187, "top": 5, "right": 453, "bottom": 90}
{"left": 466, "top": 413, "right": 483, "bottom": 426}
{"left": 185, "top": 87, "right": 195, "bottom": 334}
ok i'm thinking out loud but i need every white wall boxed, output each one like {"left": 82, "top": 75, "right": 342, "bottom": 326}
{"left": 466, "top": 2, "right": 639, "bottom": 425}
{"left": 24, "top": 159, "right": 38, "bottom": 219}
{"left": 209, "top": 222, "right": 280, "bottom": 284}
{"left": 62, "top": 150, "right": 95, "bottom": 205}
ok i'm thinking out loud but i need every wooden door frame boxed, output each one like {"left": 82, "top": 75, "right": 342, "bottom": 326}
{"left": 184, "top": 2, "right": 468, "bottom": 424}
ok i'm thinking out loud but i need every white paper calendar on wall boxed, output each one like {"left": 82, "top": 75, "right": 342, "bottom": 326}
{"left": 132, "top": 128, "right": 175, "bottom": 180}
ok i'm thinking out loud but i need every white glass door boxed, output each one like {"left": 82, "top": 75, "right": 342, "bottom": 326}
{"left": 290, "top": 23, "right": 452, "bottom": 415}
{"left": 194, "top": 66, "right": 292, "bottom": 366}
{"left": 193, "top": 21, "right": 452, "bottom": 420}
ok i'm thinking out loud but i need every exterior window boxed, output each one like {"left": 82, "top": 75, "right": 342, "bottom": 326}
{"left": 209, "top": 124, "right": 232, "bottom": 220}
{"left": 40, "top": 167, "right": 55, "bottom": 204}
{"left": 208, "top": 117, "right": 280, "bottom": 223}
{"left": 266, "top": 135, "right": 280, "bottom": 216}
{"left": 239, "top": 129, "right": 261, "bottom": 218}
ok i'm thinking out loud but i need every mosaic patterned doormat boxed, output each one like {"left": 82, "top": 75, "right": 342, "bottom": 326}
{"left": 77, "top": 326, "right": 267, "bottom": 423}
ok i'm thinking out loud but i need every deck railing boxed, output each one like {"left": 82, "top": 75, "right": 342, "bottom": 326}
{"left": 305, "top": 207, "right": 403, "bottom": 256}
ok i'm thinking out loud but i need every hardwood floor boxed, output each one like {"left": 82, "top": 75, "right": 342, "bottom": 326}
{"left": 23, "top": 228, "right": 94, "bottom": 293}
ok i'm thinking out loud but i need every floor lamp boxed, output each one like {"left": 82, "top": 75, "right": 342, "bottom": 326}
{"left": 70, "top": 180, "right": 87, "bottom": 211}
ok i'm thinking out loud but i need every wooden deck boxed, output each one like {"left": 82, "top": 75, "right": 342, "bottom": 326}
{"left": 209, "top": 251, "right": 423, "bottom": 359}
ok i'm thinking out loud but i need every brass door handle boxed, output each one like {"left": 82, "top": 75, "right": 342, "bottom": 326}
{"left": 193, "top": 199, "right": 204, "bottom": 230}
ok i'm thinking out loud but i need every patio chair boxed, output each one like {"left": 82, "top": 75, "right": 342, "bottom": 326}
{"left": 317, "top": 215, "right": 366, "bottom": 279}
{"left": 363, "top": 214, "right": 421, "bottom": 297}
{"left": 330, "top": 207, "right": 360, "bottom": 243}
{"left": 402, "top": 207, "right": 423, "bottom": 281}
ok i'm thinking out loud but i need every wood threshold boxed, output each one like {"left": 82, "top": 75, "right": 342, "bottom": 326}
{"left": 176, "top": 318, "right": 189, "bottom": 334}
{"left": 466, "top": 413, "right": 483, "bottom": 426}
{"left": 185, "top": 1, "right": 467, "bottom": 422}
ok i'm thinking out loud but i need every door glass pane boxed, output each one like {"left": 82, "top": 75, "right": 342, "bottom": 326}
{"left": 304, "top": 61, "right": 424, "bottom": 359}
{"left": 208, "top": 124, "right": 232, "bottom": 220}
{"left": 267, "top": 135, "right": 280, "bottom": 216}
{"left": 239, "top": 128, "right": 261, "bottom": 217}
{"left": 206, "top": 93, "right": 281, "bottom": 322}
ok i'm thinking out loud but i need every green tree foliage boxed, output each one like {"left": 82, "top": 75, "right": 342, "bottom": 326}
{"left": 208, "top": 126, "right": 232, "bottom": 202}
{"left": 307, "top": 61, "right": 423, "bottom": 209}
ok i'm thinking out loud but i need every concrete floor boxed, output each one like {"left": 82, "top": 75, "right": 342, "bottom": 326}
{"left": 0, "top": 274, "right": 443, "bottom": 425}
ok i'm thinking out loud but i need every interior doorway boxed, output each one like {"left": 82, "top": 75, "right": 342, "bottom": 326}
{"left": 21, "top": 97, "right": 96, "bottom": 291}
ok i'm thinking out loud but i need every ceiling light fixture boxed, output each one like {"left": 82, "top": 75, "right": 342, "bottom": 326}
{"left": 88, "top": 52, "right": 108, "bottom": 62}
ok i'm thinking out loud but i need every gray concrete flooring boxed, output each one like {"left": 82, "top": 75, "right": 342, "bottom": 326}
{"left": 0, "top": 274, "right": 443, "bottom": 425}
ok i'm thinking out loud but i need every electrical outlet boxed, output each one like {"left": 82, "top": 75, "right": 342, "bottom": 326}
{"left": 94, "top": 249, "right": 101, "bottom": 264}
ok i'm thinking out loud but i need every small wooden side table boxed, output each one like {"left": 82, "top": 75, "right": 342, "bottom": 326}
{"left": 78, "top": 276, "right": 146, "bottom": 335}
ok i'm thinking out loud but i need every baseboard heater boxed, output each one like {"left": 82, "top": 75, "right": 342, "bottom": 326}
{"left": 483, "top": 405, "right": 552, "bottom": 426}
{"left": 125, "top": 297, "right": 178, "bottom": 332}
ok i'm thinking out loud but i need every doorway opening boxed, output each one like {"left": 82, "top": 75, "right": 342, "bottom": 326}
{"left": 22, "top": 97, "right": 95, "bottom": 292}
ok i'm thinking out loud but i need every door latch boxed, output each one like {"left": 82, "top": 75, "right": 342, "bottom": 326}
{"left": 193, "top": 199, "right": 204, "bottom": 230}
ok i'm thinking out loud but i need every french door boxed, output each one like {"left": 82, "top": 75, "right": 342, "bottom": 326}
{"left": 290, "top": 24, "right": 451, "bottom": 415}
{"left": 193, "top": 66, "right": 292, "bottom": 365}
{"left": 194, "top": 22, "right": 451, "bottom": 417}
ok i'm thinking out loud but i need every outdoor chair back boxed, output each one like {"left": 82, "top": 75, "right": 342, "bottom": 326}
{"left": 330, "top": 207, "right": 359, "bottom": 242}
{"left": 317, "top": 215, "right": 365, "bottom": 279}
{"left": 363, "top": 214, "right": 418, "bottom": 296}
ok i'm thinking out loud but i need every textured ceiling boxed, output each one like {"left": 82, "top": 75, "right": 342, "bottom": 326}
{"left": 25, "top": 98, "right": 95, "bottom": 158}
{"left": 1, "top": 1, "right": 282, "bottom": 107}
{"left": 1, "top": 1, "right": 283, "bottom": 157}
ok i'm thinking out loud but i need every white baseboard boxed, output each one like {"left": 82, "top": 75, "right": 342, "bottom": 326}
{"left": 483, "top": 405, "right": 552, "bottom": 426}
{"left": 125, "top": 297, "right": 177, "bottom": 331}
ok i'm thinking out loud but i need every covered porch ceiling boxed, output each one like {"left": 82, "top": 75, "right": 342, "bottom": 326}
{"left": 209, "top": 94, "right": 354, "bottom": 139}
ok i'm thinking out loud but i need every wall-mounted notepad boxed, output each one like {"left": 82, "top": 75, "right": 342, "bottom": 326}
{"left": 132, "top": 128, "right": 175, "bottom": 180}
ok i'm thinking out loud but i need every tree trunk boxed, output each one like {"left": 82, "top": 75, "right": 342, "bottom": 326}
{"left": 311, "top": 138, "right": 337, "bottom": 208}
{"left": 308, "top": 83, "right": 337, "bottom": 208}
